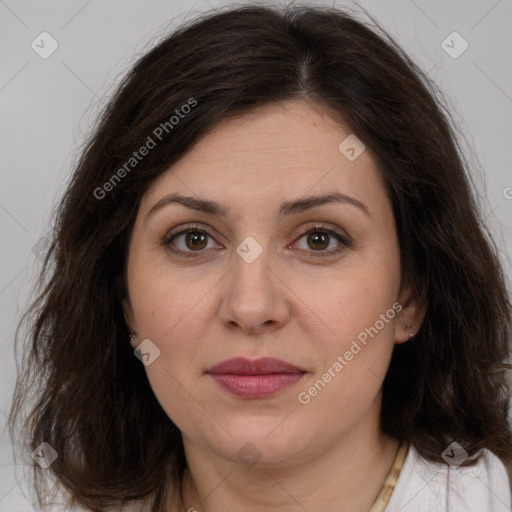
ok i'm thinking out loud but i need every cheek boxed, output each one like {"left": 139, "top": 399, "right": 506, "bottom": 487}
{"left": 130, "top": 275, "right": 208, "bottom": 430}
{"left": 298, "top": 254, "right": 400, "bottom": 346}
{"left": 129, "top": 253, "right": 205, "bottom": 337}
{"left": 295, "top": 282, "right": 399, "bottom": 427}
{"left": 295, "top": 247, "right": 401, "bottom": 400}
{"left": 126, "top": 260, "right": 203, "bottom": 385}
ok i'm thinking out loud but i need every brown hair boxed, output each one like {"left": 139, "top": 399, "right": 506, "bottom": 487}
{"left": 9, "top": 3, "right": 512, "bottom": 511}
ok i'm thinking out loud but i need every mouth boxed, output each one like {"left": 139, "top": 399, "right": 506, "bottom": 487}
{"left": 205, "top": 357, "right": 306, "bottom": 398}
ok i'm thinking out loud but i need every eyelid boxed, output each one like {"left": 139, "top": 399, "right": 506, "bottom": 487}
{"left": 293, "top": 223, "right": 351, "bottom": 243}
{"left": 163, "top": 222, "right": 351, "bottom": 257}
{"left": 164, "top": 222, "right": 223, "bottom": 243}
{"left": 289, "top": 224, "right": 351, "bottom": 257}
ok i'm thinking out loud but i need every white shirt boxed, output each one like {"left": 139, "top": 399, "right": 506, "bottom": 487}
{"left": 386, "top": 442, "right": 512, "bottom": 511}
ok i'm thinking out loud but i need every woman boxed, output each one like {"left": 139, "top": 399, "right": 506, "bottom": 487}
{"left": 9, "top": 3, "right": 512, "bottom": 511}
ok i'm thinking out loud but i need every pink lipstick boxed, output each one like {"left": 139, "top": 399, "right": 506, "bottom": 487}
{"left": 206, "top": 357, "right": 306, "bottom": 398}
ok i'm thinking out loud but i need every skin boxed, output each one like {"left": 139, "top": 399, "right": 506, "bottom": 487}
{"left": 123, "top": 99, "right": 426, "bottom": 512}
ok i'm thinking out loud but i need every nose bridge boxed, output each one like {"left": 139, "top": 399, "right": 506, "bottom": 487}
{"left": 219, "top": 234, "right": 289, "bottom": 330}
{"left": 231, "top": 234, "right": 274, "bottom": 302}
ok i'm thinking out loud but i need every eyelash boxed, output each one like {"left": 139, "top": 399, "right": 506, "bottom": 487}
{"left": 163, "top": 223, "right": 351, "bottom": 259}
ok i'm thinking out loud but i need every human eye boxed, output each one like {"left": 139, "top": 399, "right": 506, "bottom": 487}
{"left": 291, "top": 224, "right": 351, "bottom": 258}
{"left": 163, "top": 224, "right": 222, "bottom": 258}
{"left": 163, "top": 222, "right": 351, "bottom": 259}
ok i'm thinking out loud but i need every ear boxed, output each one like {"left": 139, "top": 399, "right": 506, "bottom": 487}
{"left": 394, "top": 283, "right": 427, "bottom": 344}
{"left": 122, "top": 298, "right": 137, "bottom": 349}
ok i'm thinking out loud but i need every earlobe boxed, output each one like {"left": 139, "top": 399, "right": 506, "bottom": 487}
{"left": 394, "top": 285, "right": 427, "bottom": 344}
{"left": 395, "top": 306, "right": 419, "bottom": 343}
{"left": 395, "top": 314, "right": 416, "bottom": 343}
{"left": 122, "top": 299, "right": 138, "bottom": 349}
{"left": 122, "top": 298, "right": 135, "bottom": 332}
{"left": 128, "top": 329, "right": 137, "bottom": 349}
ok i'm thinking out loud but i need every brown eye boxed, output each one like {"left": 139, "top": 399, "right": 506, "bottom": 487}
{"left": 166, "top": 228, "right": 218, "bottom": 255}
{"left": 293, "top": 226, "right": 350, "bottom": 258}
{"left": 164, "top": 223, "right": 350, "bottom": 259}
{"left": 306, "top": 232, "right": 330, "bottom": 251}
{"left": 183, "top": 230, "right": 208, "bottom": 250}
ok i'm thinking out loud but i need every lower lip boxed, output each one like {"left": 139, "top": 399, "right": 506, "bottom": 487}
{"left": 208, "top": 373, "right": 305, "bottom": 398}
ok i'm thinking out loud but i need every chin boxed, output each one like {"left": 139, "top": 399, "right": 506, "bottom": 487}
{"left": 204, "top": 419, "right": 316, "bottom": 468}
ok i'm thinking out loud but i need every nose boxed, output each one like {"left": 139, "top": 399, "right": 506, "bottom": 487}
{"left": 218, "top": 241, "right": 291, "bottom": 334}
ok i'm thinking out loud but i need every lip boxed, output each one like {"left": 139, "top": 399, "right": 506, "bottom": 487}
{"left": 207, "top": 357, "right": 304, "bottom": 375}
{"left": 206, "top": 357, "right": 306, "bottom": 398}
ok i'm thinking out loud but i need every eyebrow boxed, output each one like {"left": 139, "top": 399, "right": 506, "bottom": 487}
{"left": 146, "top": 191, "right": 370, "bottom": 221}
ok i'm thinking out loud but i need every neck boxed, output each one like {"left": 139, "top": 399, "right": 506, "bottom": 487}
{"left": 174, "top": 418, "right": 400, "bottom": 512}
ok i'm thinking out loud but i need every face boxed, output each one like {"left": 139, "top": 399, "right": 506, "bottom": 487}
{"left": 123, "top": 99, "right": 422, "bottom": 467}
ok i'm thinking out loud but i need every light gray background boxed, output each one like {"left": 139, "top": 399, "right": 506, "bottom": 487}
{"left": 1, "top": 0, "right": 511, "bottom": 509}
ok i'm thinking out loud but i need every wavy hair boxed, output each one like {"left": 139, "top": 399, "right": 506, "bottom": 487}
{"left": 9, "top": 3, "right": 512, "bottom": 511}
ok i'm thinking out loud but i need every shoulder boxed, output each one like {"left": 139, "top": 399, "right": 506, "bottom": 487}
{"left": 386, "top": 442, "right": 512, "bottom": 511}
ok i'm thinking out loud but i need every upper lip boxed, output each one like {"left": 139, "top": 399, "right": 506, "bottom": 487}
{"left": 206, "top": 357, "right": 305, "bottom": 375}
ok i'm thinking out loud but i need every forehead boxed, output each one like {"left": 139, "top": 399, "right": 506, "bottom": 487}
{"left": 141, "top": 99, "right": 386, "bottom": 217}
